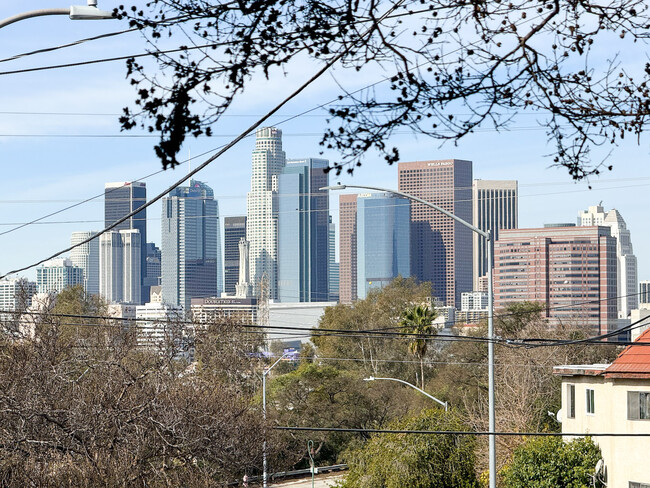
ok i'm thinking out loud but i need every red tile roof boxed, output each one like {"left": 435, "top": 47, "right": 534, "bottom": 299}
{"left": 604, "top": 328, "right": 650, "bottom": 379}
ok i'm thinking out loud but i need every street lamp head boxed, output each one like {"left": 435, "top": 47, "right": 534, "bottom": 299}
{"left": 363, "top": 377, "right": 375, "bottom": 381}
{"left": 319, "top": 184, "right": 347, "bottom": 191}
{"left": 69, "top": 4, "right": 115, "bottom": 20}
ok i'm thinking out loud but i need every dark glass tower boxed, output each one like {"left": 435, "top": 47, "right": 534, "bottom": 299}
{"left": 104, "top": 182, "right": 147, "bottom": 303}
{"left": 224, "top": 216, "right": 247, "bottom": 295}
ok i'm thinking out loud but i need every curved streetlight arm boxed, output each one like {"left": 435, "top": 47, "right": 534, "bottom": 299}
{"left": 320, "top": 184, "right": 489, "bottom": 239}
{"left": 365, "top": 376, "right": 448, "bottom": 411}
{"left": 0, "top": 2, "right": 114, "bottom": 29}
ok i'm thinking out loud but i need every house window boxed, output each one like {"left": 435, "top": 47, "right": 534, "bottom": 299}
{"left": 627, "top": 391, "right": 650, "bottom": 420}
{"left": 567, "top": 384, "right": 575, "bottom": 419}
{"left": 586, "top": 388, "right": 595, "bottom": 415}
{"left": 629, "top": 482, "right": 650, "bottom": 488}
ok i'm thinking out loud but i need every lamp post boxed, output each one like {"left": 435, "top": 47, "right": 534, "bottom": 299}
{"left": 323, "top": 183, "right": 496, "bottom": 488}
{"left": 262, "top": 351, "right": 292, "bottom": 488}
{"left": 364, "top": 376, "right": 448, "bottom": 411}
{"left": 0, "top": 1, "right": 114, "bottom": 29}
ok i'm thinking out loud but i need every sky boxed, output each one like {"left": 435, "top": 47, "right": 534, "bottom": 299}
{"left": 1, "top": 2, "right": 650, "bottom": 283}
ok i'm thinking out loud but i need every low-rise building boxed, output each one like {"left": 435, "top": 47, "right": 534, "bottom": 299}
{"left": 554, "top": 329, "right": 650, "bottom": 487}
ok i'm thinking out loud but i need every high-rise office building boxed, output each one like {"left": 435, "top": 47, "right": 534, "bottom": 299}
{"left": 105, "top": 182, "right": 147, "bottom": 302}
{"left": 162, "top": 179, "right": 221, "bottom": 310}
{"left": 356, "top": 193, "right": 411, "bottom": 299}
{"left": 224, "top": 216, "right": 247, "bottom": 295}
{"left": 0, "top": 278, "right": 37, "bottom": 315}
{"left": 246, "top": 127, "right": 286, "bottom": 300}
{"left": 70, "top": 231, "right": 99, "bottom": 295}
{"left": 277, "top": 158, "right": 329, "bottom": 302}
{"left": 578, "top": 205, "right": 638, "bottom": 318}
{"left": 640, "top": 281, "right": 650, "bottom": 308}
{"left": 36, "top": 258, "right": 84, "bottom": 294}
{"left": 398, "top": 159, "right": 473, "bottom": 307}
{"left": 339, "top": 194, "right": 358, "bottom": 304}
{"left": 472, "top": 180, "right": 518, "bottom": 290}
{"left": 99, "top": 230, "right": 142, "bottom": 304}
{"left": 144, "top": 243, "right": 162, "bottom": 293}
{"left": 328, "top": 216, "right": 339, "bottom": 302}
{"left": 494, "top": 225, "right": 617, "bottom": 335}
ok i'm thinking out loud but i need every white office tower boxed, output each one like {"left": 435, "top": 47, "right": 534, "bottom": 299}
{"left": 0, "top": 278, "right": 37, "bottom": 315}
{"left": 235, "top": 238, "right": 252, "bottom": 299}
{"left": 472, "top": 180, "right": 518, "bottom": 290}
{"left": 246, "top": 127, "right": 286, "bottom": 300}
{"left": 99, "top": 230, "right": 142, "bottom": 305}
{"left": 578, "top": 205, "right": 638, "bottom": 318}
{"left": 36, "top": 258, "right": 84, "bottom": 294}
{"left": 70, "top": 231, "right": 99, "bottom": 295}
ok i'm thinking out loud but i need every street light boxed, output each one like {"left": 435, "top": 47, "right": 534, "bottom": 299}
{"left": 364, "top": 376, "right": 448, "bottom": 411}
{"left": 262, "top": 351, "right": 292, "bottom": 488}
{"left": 0, "top": 1, "right": 114, "bottom": 30}
{"left": 323, "top": 183, "right": 496, "bottom": 488}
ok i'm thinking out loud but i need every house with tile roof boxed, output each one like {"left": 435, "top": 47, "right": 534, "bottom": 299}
{"left": 554, "top": 328, "right": 650, "bottom": 488}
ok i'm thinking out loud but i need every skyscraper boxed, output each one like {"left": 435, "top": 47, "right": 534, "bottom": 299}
{"left": 0, "top": 278, "right": 37, "bottom": 315}
{"left": 144, "top": 243, "right": 162, "bottom": 292}
{"left": 578, "top": 205, "right": 638, "bottom": 318}
{"left": 70, "top": 231, "right": 99, "bottom": 295}
{"left": 224, "top": 216, "right": 247, "bottom": 295}
{"left": 398, "top": 159, "right": 473, "bottom": 307}
{"left": 277, "top": 158, "right": 329, "bottom": 302}
{"left": 161, "top": 179, "right": 221, "bottom": 310}
{"left": 246, "top": 127, "right": 286, "bottom": 300}
{"left": 494, "top": 225, "right": 617, "bottom": 335}
{"left": 338, "top": 194, "right": 358, "bottom": 304}
{"left": 105, "top": 182, "right": 147, "bottom": 301}
{"left": 356, "top": 193, "right": 411, "bottom": 299}
{"left": 328, "top": 215, "right": 339, "bottom": 302}
{"left": 99, "top": 230, "right": 142, "bottom": 304}
{"left": 36, "top": 258, "right": 84, "bottom": 294}
{"left": 472, "top": 180, "right": 518, "bottom": 290}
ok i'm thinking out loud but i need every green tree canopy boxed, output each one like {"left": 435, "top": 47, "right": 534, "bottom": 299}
{"left": 501, "top": 436, "right": 603, "bottom": 488}
{"left": 339, "top": 408, "right": 479, "bottom": 488}
{"left": 400, "top": 304, "right": 437, "bottom": 389}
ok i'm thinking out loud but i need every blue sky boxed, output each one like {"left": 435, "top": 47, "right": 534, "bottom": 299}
{"left": 1, "top": 2, "right": 650, "bottom": 283}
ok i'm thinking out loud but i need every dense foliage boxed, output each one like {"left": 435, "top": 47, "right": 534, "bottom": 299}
{"left": 501, "top": 436, "right": 603, "bottom": 488}
{"left": 339, "top": 408, "right": 479, "bottom": 488}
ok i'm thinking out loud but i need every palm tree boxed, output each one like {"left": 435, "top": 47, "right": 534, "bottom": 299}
{"left": 400, "top": 304, "right": 437, "bottom": 389}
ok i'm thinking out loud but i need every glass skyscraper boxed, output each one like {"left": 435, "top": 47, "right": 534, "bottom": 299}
{"left": 161, "top": 179, "right": 222, "bottom": 310}
{"left": 104, "top": 182, "right": 147, "bottom": 301}
{"left": 70, "top": 231, "right": 100, "bottom": 295}
{"left": 224, "top": 216, "right": 247, "bottom": 295}
{"left": 277, "top": 158, "right": 329, "bottom": 302}
{"left": 356, "top": 193, "right": 411, "bottom": 299}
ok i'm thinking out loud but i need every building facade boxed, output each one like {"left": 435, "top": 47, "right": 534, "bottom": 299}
{"left": 555, "top": 329, "right": 650, "bottom": 488}
{"left": 224, "top": 216, "right": 247, "bottom": 295}
{"left": 578, "top": 205, "right": 638, "bottom": 318}
{"left": 472, "top": 180, "right": 518, "bottom": 290}
{"left": 338, "top": 194, "right": 358, "bottom": 304}
{"left": 398, "top": 159, "right": 473, "bottom": 307}
{"left": 277, "top": 158, "right": 329, "bottom": 302}
{"left": 246, "top": 127, "right": 286, "bottom": 300}
{"left": 99, "top": 230, "right": 142, "bottom": 304}
{"left": 70, "top": 231, "right": 100, "bottom": 295}
{"left": 161, "top": 179, "right": 221, "bottom": 310}
{"left": 328, "top": 215, "right": 339, "bottom": 302}
{"left": 494, "top": 225, "right": 617, "bottom": 335}
{"left": 356, "top": 193, "right": 411, "bottom": 299}
{"left": 0, "top": 278, "right": 37, "bottom": 316}
{"left": 641, "top": 281, "right": 650, "bottom": 308}
{"left": 36, "top": 258, "right": 84, "bottom": 294}
{"left": 105, "top": 182, "right": 148, "bottom": 301}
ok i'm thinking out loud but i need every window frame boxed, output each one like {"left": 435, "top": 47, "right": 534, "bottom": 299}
{"left": 627, "top": 391, "right": 650, "bottom": 421}
{"left": 586, "top": 388, "right": 595, "bottom": 415}
{"left": 566, "top": 384, "right": 576, "bottom": 419}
